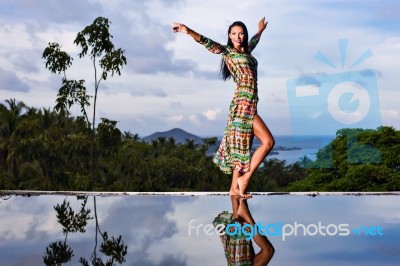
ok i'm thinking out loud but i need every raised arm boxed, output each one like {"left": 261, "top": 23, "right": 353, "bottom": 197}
{"left": 257, "top": 17, "right": 268, "bottom": 36}
{"left": 248, "top": 17, "right": 268, "bottom": 53}
{"left": 172, "top": 22, "right": 201, "bottom": 42}
{"left": 172, "top": 22, "right": 227, "bottom": 54}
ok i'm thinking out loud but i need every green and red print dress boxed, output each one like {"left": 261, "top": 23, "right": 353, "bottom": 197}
{"left": 197, "top": 33, "right": 260, "bottom": 174}
{"left": 213, "top": 211, "right": 254, "bottom": 265}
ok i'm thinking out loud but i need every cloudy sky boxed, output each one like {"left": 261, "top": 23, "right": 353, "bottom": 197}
{"left": 1, "top": 194, "right": 399, "bottom": 265}
{"left": 1, "top": 0, "right": 399, "bottom": 137}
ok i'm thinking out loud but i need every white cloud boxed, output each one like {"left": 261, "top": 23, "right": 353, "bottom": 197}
{"left": 381, "top": 109, "right": 399, "bottom": 121}
{"left": 189, "top": 114, "right": 200, "bottom": 124}
{"left": 130, "top": 87, "right": 168, "bottom": 97}
{"left": 202, "top": 108, "right": 221, "bottom": 121}
{"left": 167, "top": 114, "right": 184, "bottom": 123}
{"left": 0, "top": 0, "right": 399, "bottom": 135}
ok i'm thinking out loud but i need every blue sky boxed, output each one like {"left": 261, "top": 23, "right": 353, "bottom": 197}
{"left": 0, "top": 0, "right": 399, "bottom": 136}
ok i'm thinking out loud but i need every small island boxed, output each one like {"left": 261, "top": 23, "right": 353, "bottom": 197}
{"left": 273, "top": 145, "right": 302, "bottom": 151}
{"left": 251, "top": 145, "right": 301, "bottom": 154}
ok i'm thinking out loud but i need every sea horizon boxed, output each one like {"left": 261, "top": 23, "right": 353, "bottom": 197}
{"left": 201, "top": 134, "right": 335, "bottom": 165}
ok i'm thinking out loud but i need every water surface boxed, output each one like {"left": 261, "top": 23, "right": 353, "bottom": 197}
{"left": 0, "top": 192, "right": 399, "bottom": 265}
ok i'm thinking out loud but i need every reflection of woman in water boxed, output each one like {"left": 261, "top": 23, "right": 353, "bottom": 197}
{"left": 172, "top": 18, "right": 275, "bottom": 198}
{"left": 213, "top": 196, "right": 274, "bottom": 265}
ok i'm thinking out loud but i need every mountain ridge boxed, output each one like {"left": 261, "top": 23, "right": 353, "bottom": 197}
{"left": 142, "top": 128, "right": 204, "bottom": 144}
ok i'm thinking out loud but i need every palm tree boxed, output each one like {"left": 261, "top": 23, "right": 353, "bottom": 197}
{"left": 157, "top": 136, "right": 166, "bottom": 145}
{"left": 185, "top": 138, "right": 196, "bottom": 149}
{"left": 0, "top": 99, "right": 27, "bottom": 137}
{"left": 123, "top": 131, "right": 139, "bottom": 140}
{"left": 24, "top": 106, "right": 39, "bottom": 118}
{"left": 298, "top": 155, "right": 312, "bottom": 168}
{"left": 168, "top": 137, "right": 176, "bottom": 146}
{"left": 0, "top": 99, "right": 27, "bottom": 175}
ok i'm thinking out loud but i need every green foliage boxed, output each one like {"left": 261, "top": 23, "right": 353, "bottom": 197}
{"left": 44, "top": 197, "right": 127, "bottom": 266}
{"left": 43, "top": 241, "right": 74, "bottom": 266}
{"left": 250, "top": 159, "right": 306, "bottom": 192}
{"left": 0, "top": 99, "right": 230, "bottom": 191}
{"left": 0, "top": 169, "right": 16, "bottom": 190}
{"left": 55, "top": 79, "right": 91, "bottom": 121}
{"left": 286, "top": 126, "right": 400, "bottom": 191}
{"left": 97, "top": 118, "right": 122, "bottom": 156}
{"left": 2, "top": 99, "right": 399, "bottom": 192}
{"left": 0, "top": 99, "right": 27, "bottom": 177}
{"left": 43, "top": 16, "right": 127, "bottom": 182}
{"left": 0, "top": 100, "right": 92, "bottom": 190}
{"left": 99, "top": 233, "right": 128, "bottom": 264}
{"left": 42, "top": 42, "right": 73, "bottom": 75}
{"left": 74, "top": 17, "right": 127, "bottom": 80}
{"left": 54, "top": 198, "right": 92, "bottom": 235}
{"left": 18, "top": 161, "right": 44, "bottom": 189}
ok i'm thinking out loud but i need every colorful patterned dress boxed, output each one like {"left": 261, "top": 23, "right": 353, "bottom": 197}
{"left": 213, "top": 211, "right": 254, "bottom": 265}
{"left": 197, "top": 34, "right": 260, "bottom": 174}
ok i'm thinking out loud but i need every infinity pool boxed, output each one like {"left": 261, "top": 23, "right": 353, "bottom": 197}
{"left": 0, "top": 192, "right": 399, "bottom": 265}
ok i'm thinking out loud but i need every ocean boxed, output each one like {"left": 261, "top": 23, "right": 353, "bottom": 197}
{"left": 262, "top": 135, "right": 334, "bottom": 164}
{"left": 208, "top": 135, "right": 335, "bottom": 165}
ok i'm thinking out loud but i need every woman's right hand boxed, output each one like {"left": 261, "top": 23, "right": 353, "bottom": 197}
{"left": 172, "top": 22, "right": 201, "bottom": 42}
{"left": 172, "top": 22, "right": 189, "bottom": 34}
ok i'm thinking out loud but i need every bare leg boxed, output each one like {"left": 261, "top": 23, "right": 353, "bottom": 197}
{"left": 230, "top": 195, "right": 241, "bottom": 221}
{"left": 237, "top": 198, "right": 275, "bottom": 265}
{"left": 237, "top": 114, "right": 274, "bottom": 197}
{"left": 253, "top": 230, "right": 275, "bottom": 266}
{"left": 229, "top": 170, "right": 241, "bottom": 195}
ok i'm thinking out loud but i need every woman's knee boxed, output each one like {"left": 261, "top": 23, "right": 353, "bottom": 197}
{"left": 261, "top": 136, "right": 275, "bottom": 151}
{"left": 253, "top": 115, "right": 274, "bottom": 150}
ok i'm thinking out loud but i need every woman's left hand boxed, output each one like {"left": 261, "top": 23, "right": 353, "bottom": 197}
{"left": 258, "top": 17, "right": 268, "bottom": 34}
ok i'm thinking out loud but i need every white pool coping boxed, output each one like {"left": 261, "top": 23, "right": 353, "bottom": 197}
{"left": 1, "top": 190, "right": 400, "bottom": 197}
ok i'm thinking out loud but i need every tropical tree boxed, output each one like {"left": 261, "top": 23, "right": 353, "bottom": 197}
{"left": 43, "top": 196, "right": 127, "bottom": 265}
{"left": 0, "top": 99, "right": 27, "bottom": 176}
{"left": 286, "top": 126, "right": 400, "bottom": 191}
{"left": 42, "top": 16, "right": 127, "bottom": 181}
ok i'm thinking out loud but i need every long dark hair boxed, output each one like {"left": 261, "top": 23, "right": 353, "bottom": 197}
{"left": 220, "top": 21, "right": 249, "bottom": 81}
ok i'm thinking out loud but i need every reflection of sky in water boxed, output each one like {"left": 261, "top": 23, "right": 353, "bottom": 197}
{"left": 0, "top": 195, "right": 399, "bottom": 265}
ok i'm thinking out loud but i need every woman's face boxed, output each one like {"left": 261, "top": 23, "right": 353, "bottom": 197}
{"left": 229, "top": 25, "right": 245, "bottom": 48}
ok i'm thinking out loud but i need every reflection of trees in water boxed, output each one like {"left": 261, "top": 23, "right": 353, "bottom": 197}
{"left": 0, "top": 195, "right": 12, "bottom": 203}
{"left": 43, "top": 196, "right": 127, "bottom": 266}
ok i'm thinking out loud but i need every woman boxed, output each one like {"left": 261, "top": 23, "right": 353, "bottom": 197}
{"left": 213, "top": 196, "right": 275, "bottom": 265}
{"left": 172, "top": 18, "right": 275, "bottom": 197}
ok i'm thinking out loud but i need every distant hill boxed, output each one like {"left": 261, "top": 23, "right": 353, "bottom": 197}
{"left": 142, "top": 128, "right": 204, "bottom": 145}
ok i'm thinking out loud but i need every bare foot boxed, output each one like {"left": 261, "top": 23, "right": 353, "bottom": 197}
{"left": 230, "top": 186, "right": 252, "bottom": 198}
{"left": 242, "top": 193, "right": 252, "bottom": 199}
{"left": 237, "top": 174, "right": 251, "bottom": 198}
{"left": 237, "top": 198, "right": 252, "bottom": 223}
